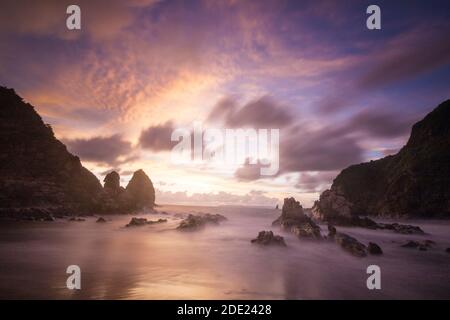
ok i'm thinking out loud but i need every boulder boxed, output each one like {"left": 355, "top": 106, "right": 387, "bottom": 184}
{"left": 273, "top": 198, "right": 322, "bottom": 239}
{"left": 335, "top": 233, "right": 367, "bottom": 257}
{"left": 177, "top": 213, "right": 227, "bottom": 230}
{"left": 368, "top": 242, "right": 383, "bottom": 255}
{"left": 251, "top": 231, "right": 286, "bottom": 246}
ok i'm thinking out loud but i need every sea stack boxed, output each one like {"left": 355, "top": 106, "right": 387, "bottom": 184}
{"left": 125, "top": 169, "right": 156, "bottom": 209}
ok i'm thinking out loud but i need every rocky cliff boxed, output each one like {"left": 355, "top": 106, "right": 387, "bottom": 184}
{"left": 0, "top": 86, "right": 155, "bottom": 216}
{"left": 313, "top": 99, "right": 450, "bottom": 219}
{"left": 0, "top": 87, "right": 103, "bottom": 214}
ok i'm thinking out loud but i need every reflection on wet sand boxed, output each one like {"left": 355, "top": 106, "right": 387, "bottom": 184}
{"left": 0, "top": 205, "right": 449, "bottom": 299}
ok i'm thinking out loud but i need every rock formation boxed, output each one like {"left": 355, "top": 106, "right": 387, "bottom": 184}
{"left": 367, "top": 242, "right": 383, "bottom": 255}
{"left": 334, "top": 233, "right": 367, "bottom": 257}
{"left": 125, "top": 169, "right": 155, "bottom": 210}
{"left": 273, "top": 198, "right": 322, "bottom": 239}
{"left": 401, "top": 240, "right": 435, "bottom": 251}
{"left": 177, "top": 213, "right": 227, "bottom": 230}
{"left": 103, "top": 171, "right": 121, "bottom": 194}
{"left": 251, "top": 231, "right": 287, "bottom": 246}
{"left": 0, "top": 86, "right": 156, "bottom": 217}
{"left": 126, "top": 217, "right": 167, "bottom": 227}
{"left": 0, "top": 86, "right": 102, "bottom": 216}
{"left": 313, "top": 100, "right": 450, "bottom": 219}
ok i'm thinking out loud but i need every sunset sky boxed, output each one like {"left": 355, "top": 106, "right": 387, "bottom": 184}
{"left": 1, "top": 0, "right": 449, "bottom": 207}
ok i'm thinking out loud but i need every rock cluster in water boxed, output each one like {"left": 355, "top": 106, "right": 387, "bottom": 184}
{"left": 273, "top": 198, "right": 322, "bottom": 239}
{"left": 251, "top": 231, "right": 286, "bottom": 246}
{"left": 401, "top": 240, "right": 435, "bottom": 251}
{"left": 312, "top": 190, "right": 424, "bottom": 234}
{"left": 126, "top": 217, "right": 167, "bottom": 227}
{"left": 177, "top": 213, "right": 227, "bottom": 230}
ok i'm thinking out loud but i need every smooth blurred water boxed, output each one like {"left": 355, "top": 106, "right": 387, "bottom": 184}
{"left": 0, "top": 205, "right": 449, "bottom": 299}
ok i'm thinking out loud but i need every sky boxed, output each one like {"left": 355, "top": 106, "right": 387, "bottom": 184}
{"left": 1, "top": 0, "right": 449, "bottom": 207}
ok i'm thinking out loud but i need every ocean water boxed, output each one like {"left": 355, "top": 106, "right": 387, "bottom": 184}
{"left": 0, "top": 205, "right": 449, "bottom": 299}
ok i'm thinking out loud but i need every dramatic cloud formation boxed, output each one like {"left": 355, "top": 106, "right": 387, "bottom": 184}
{"left": 208, "top": 96, "right": 294, "bottom": 128}
{"left": 139, "top": 122, "right": 176, "bottom": 151}
{"left": 1, "top": 0, "right": 449, "bottom": 206}
{"left": 295, "top": 171, "right": 338, "bottom": 193}
{"left": 345, "top": 108, "right": 418, "bottom": 139}
{"left": 64, "top": 134, "right": 133, "bottom": 165}
{"left": 280, "top": 125, "right": 364, "bottom": 172}
{"left": 0, "top": 0, "right": 159, "bottom": 40}
{"left": 359, "top": 24, "right": 450, "bottom": 90}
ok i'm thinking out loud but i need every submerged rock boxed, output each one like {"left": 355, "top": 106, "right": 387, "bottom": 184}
{"left": 273, "top": 198, "right": 322, "bottom": 239}
{"left": 327, "top": 225, "right": 337, "bottom": 239}
{"left": 378, "top": 222, "right": 424, "bottom": 234}
{"left": 335, "top": 233, "right": 367, "bottom": 257}
{"left": 401, "top": 240, "right": 435, "bottom": 251}
{"left": 368, "top": 242, "right": 383, "bottom": 255}
{"left": 251, "top": 231, "right": 286, "bottom": 246}
{"left": 446, "top": 248, "right": 450, "bottom": 253}
{"left": 126, "top": 217, "right": 167, "bottom": 227}
{"left": 96, "top": 217, "right": 107, "bottom": 223}
{"left": 177, "top": 213, "right": 227, "bottom": 230}
{"left": 69, "top": 217, "right": 85, "bottom": 222}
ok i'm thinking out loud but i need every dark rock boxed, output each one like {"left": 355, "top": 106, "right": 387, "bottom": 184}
{"left": 312, "top": 189, "right": 353, "bottom": 221}
{"left": 273, "top": 198, "right": 322, "bottom": 239}
{"left": 0, "top": 87, "right": 103, "bottom": 216}
{"left": 446, "top": 248, "right": 450, "bottom": 253}
{"left": 43, "top": 215, "right": 55, "bottom": 222}
{"left": 312, "top": 100, "right": 450, "bottom": 219}
{"left": 96, "top": 217, "right": 107, "bottom": 223}
{"left": 327, "top": 225, "right": 337, "bottom": 239}
{"left": 0, "top": 87, "right": 159, "bottom": 218}
{"left": 69, "top": 217, "right": 85, "bottom": 222}
{"left": 368, "top": 242, "right": 383, "bottom": 255}
{"left": 401, "top": 240, "right": 435, "bottom": 250}
{"left": 103, "top": 171, "right": 121, "bottom": 194}
{"left": 378, "top": 222, "right": 424, "bottom": 234}
{"left": 335, "top": 233, "right": 367, "bottom": 257}
{"left": 125, "top": 170, "right": 155, "bottom": 209}
{"left": 251, "top": 231, "right": 286, "bottom": 246}
{"left": 126, "top": 217, "right": 148, "bottom": 227}
{"left": 148, "top": 218, "right": 167, "bottom": 224}
{"left": 401, "top": 240, "right": 420, "bottom": 248}
{"left": 177, "top": 213, "right": 227, "bottom": 230}
{"left": 125, "top": 217, "right": 166, "bottom": 227}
